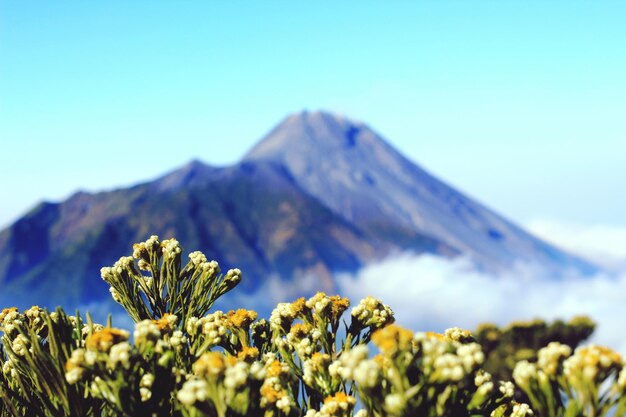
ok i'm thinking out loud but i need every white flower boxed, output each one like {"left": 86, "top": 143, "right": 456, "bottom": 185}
{"left": 537, "top": 342, "right": 571, "bottom": 376}
{"left": 330, "top": 345, "right": 369, "bottom": 380}
{"left": 186, "top": 316, "right": 200, "bottom": 336}
{"left": 65, "top": 349, "right": 87, "bottom": 384}
{"left": 170, "top": 330, "right": 187, "bottom": 348}
{"left": 108, "top": 342, "right": 131, "bottom": 369}
{"left": 513, "top": 361, "right": 538, "bottom": 390}
{"left": 499, "top": 381, "right": 514, "bottom": 398}
{"left": 161, "top": 238, "right": 182, "bottom": 260}
{"left": 134, "top": 320, "right": 161, "bottom": 346}
{"left": 445, "top": 327, "right": 472, "bottom": 342}
{"left": 188, "top": 251, "right": 207, "bottom": 266}
{"left": 456, "top": 343, "right": 485, "bottom": 372}
{"left": 269, "top": 303, "right": 297, "bottom": 333}
{"left": 65, "top": 367, "right": 83, "bottom": 385}
{"left": 109, "top": 287, "right": 120, "bottom": 302}
{"left": 306, "top": 293, "right": 331, "bottom": 314}
{"left": 250, "top": 361, "right": 266, "bottom": 380}
{"left": 177, "top": 379, "right": 209, "bottom": 405}
{"left": 140, "top": 373, "right": 155, "bottom": 388}
{"left": 224, "top": 362, "right": 249, "bottom": 389}
{"left": 199, "top": 311, "right": 228, "bottom": 346}
{"left": 11, "top": 334, "right": 30, "bottom": 357}
{"left": 140, "top": 387, "right": 152, "bottom": 402}
{"left": 384, "top": 393, "right": 405, "bottom": 414}
{"left": 433, "top": 353, "right": 465, "bottom": 382}
{"left": 276, "top": 395, "right": 292, "bottom": 413}
{"left": 353, "top": 359, "right": 382, "bottom": 389}
{"left": 511, "top": 403, "right": 534, "bottom": 417}
{"left": 2, "top": 360, "right": 18, "bottom": 379}
{"left": 350, "top": 296, "right": 394, "bottom": 329}
{"left": 224, "top": 268, "right": 242, "bottom": 285}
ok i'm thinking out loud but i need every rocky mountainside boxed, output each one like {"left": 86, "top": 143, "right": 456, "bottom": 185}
{"left": 0, "top": 111, "right": 595, "bottom": 310}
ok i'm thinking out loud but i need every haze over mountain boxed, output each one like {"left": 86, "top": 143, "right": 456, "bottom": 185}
{"left": 0, "top": 111, "right": 596, "bottom": 310}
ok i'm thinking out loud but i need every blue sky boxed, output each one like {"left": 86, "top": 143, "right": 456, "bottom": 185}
{"left": 1, "top": 1, "right": 626, "bottom": 237}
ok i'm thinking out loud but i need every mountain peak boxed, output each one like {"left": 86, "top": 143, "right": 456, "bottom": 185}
{"left": 243, "top": 110, "right": 371, "bottom": 162}
{"left": 293, "top": 109, "right": 363, "bottom": 126}
{"left": 153, "top": 159, "right": 217, "bottom": 191}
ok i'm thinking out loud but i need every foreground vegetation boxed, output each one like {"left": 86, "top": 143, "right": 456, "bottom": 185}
{"left": 0, "top": 236, "right": 621, "bottom": 416}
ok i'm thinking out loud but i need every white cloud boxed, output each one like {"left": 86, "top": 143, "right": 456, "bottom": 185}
{"left": 336, "top": 253, "right": 626, "bottom": 353}
{"left": 526, "top": 219, "right": 626, "bottom": 270}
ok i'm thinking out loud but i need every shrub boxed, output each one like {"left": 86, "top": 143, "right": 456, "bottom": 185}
{"left": 0, "top": 236, "right": 618, "bottom": 417}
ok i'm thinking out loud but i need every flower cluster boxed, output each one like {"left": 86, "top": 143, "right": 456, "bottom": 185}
{"left": 514, "top": 341, "right": 626, "bottom": 417}
{"left": 101, "top": 235, "right": 241, "bottom": 324}
{"left": 337, "top": 326, "right": 521, "bottom": 417}
{"left": 1, "top": 236, "right": 616, "bottom": 417}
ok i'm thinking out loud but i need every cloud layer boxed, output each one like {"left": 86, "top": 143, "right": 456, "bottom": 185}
{"left": 526, "top": 218, "right": 626, "bottom": 270}
{"left": 336, "top": 253, "right": 626, "bottom": 353}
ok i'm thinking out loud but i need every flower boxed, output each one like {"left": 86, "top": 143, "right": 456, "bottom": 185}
{"left": 224, "top": 268, "right": 242, "bottom": 287}
{"left": 322, "top": 392, "right": 356, "bottom": 415}
{"left": 177, "top": 378, "right": 208, "bottom": 406}
{"left": 224, "top": 361, "right": 249, "bottom": 389}
{"left": 372, "top": 324, "right": 413, "bottom": 356}
{"left": 86, "top": 328, "right": 130, "bottom": 352}
{"left": 193, "top": 352, "right": 226, "bottom": 378}
{"left": 350, "top": 296, "right": 394, "bottom": 330}
{"left": 133, "top": 320, "right": 161, "bottom": 347}
{"left": 444, "top": 327, "right": 474, "bottom": 343}
{"left": 563, "top": 345, "right": 622, "bottom": 387}
{"left": 160, "top": 238, "right": 182, "bottom": 260}
{"left": 330, "top": 345, "right": 369, "bottom": 380}
{"left": 537, "top": 342, "right": 571, "bottom": 376}
{"left": 65, "top": 349, "right": 87, "bottom": 384}
{"left": 11, "top": 334, "right": 30, "bottom": 357}
{"left": 169, "top": 330, "right": 188, "bottom": 348}
{"left": 237, "top": 346, "right": 260, "bottom": 362}
{"left": 226, "top": 309, "right": 258, "bottom": 329}
{"left": 270, "top": 302, "right": 300, "bottom": 333}
{"left": 107, "top": 341, "right": 131, "bottom": 369}
{"left": 153, "top": 313, "right": 178, "bottom": 333}
{"left": 512, "top": 361, "right": 538, "bottom": 391}
{"left": 511, "top": 402, "right": 534, "bottom": 417}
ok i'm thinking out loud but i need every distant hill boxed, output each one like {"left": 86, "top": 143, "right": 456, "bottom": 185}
{"left": 0, "top": 111, "right": 596, "bottom": 310}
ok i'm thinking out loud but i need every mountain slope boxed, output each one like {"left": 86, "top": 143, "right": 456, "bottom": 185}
{"left": 0, "top": 159, "right": 445, "bottom": 307}
{"left": 245, "top": 111, "right": 595, "bottom": 274}
{"left": 0, "top": 110, "right": 596, "bottom": 309}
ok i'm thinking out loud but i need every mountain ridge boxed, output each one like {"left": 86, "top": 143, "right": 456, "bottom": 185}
{"left": 0, "top": 110, "right": 597, "bottom": 309}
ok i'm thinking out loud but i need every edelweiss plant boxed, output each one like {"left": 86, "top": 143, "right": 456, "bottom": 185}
{"left": 101, "top": 236, "right": 241, "bottom": 326}
{"left": 0, "top": 235, "right": 614, "bottom": 417}
{"left": 513, "top": 342, "right": 626, "bottom": 417}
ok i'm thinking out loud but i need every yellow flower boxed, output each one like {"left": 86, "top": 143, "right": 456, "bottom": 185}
{"left": 425, "top": 331, "right": 446, "bottom": 341}
{"left": 372, "top": 324, "right": 413, "bottom": 355}
{"left": 226, "top": 309, "right": 258, "bottom": 329}
{"left": 237, "top": 346, "right": 260, "bottom": 362}
{"left": 289, "top": 323, "right": 313, "bottom": 340}
{"left": 153, "top": 313, "right": 178, "bottom": 333}
{"left": 260, "top": 384, "right": 286, "bottom": 403}
{"left": 85, "top": 328, "right": 130, "bottom": 352}
{"left": 267, "top": 360, "right": 287, "bottom": 377}
{"left": 0, "top": 307, "right": 18, "bottom": 320}
{"left": 324, "top": 391, "right": 352, "bottom": 404}
{"left": 290, "top": 297, "right": 307, "bottom": 317}
{"left": 329, "top": 295, "right": 350, "bottom": 319}
{"left": 193, "top": 351, "right": 226, "bottom": 378}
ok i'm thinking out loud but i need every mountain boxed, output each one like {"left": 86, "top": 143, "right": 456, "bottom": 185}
{"left": 245, "top": 111, "right": 595, "bottom": 273}
{"left": 0, "top": 111, "right": 595, "bottom": 310}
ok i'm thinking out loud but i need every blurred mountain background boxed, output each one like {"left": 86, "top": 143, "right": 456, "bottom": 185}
{"left": 2, "top": 2, "right": 626, "bottom": 349}
{"left": 0, "top": 111, "right": 596, "bottom": 315}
